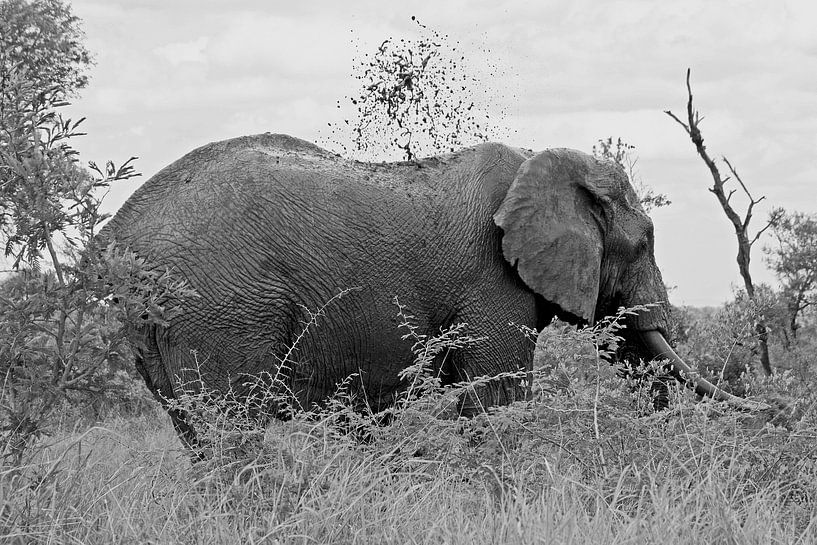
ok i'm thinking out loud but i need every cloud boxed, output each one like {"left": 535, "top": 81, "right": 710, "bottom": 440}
{"left": 153, "top": 37, "right": 209, "bottom": 66}
{"left": 207, "top": 13, "right": 364, "bottom": 79}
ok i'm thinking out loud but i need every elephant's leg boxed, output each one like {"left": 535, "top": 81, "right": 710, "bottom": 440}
{"left": 130, "top": 324, "right": 202, "bottom": 456}
{"left": 446, "top": 304, "right": 536, "bottom": 417}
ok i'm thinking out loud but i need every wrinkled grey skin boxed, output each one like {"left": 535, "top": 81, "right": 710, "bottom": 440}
{"left": 103, "top": 133, "right": 677, "bottom": 447}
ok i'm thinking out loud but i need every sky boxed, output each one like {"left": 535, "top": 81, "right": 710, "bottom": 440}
{"left": 65, "top": 0, "right": 817, "bottom": 307}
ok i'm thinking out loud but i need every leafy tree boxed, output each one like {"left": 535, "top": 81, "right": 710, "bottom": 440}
{"left": 1, "top": 0, "right": 95, "bottom": 270}
{"left": 0, "top": 0, "right": 92, "bottom": 98}
{"left": 0, "top": 0, "right": 192, "bottom": 466}
{"left": 765, "top": 208, "right": 817, "bottom": 343}
{"left": 592, "top": 137, "right": 671, "bottom": 214}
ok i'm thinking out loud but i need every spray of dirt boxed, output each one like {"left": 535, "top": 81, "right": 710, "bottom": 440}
{"left": 322, "top": 17, "right": 515, "bottom": 162}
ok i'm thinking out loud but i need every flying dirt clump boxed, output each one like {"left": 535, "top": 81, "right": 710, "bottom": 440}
{"left": 324, "top": 16, "right": 513, "bottom": 162}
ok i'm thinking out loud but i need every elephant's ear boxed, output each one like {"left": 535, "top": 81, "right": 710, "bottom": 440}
{"left": 493, "top": 149, "right": 606, "bottom": 322}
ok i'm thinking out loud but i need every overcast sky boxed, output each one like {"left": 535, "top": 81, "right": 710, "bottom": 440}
{"left": 66, "top": 0, "right": 817, "bottom": 307}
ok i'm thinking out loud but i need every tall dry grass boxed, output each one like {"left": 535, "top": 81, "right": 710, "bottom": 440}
{"left": 2, "top": 318, "right": 816, "bottom": 544}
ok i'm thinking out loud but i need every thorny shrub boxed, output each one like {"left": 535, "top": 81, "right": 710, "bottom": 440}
{"left": 129, "top": 302, "right": 814, "bottom": 525}
{"left": 673, "top": 286, "right": 817, "bottom": 395}
{"left": 2, "top": 301, "right": 814, "bottom": 541}
{"left": 0, "top": 60, "right": 195, "bottom": 467}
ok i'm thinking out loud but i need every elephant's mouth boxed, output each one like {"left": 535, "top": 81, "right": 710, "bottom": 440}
{"left": 639, "top": 330, "right": 769, "bottom": 411}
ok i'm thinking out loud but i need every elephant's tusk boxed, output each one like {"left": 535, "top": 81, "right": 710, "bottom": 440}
{"left": 639, "top": 330, "right": 770, "bottom": 412}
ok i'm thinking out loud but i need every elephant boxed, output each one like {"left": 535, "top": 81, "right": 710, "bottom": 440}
{"left": 102, "top": 133, "right": 764, "bottom": 447}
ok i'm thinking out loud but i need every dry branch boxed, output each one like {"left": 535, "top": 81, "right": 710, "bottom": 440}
{"left": 665, "top": 68, "right": 773, "bottom": 375}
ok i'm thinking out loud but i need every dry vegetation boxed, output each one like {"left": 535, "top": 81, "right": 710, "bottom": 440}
{"left": 3, "top": 321, "right": 817, "bottom": 544}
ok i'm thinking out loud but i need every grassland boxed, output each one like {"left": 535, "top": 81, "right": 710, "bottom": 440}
{"left": 3, "top": 358, "right": 817, "bottom": 545}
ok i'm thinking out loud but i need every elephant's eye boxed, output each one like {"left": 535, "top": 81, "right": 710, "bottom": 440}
{"left": 639, "top": 220, "right": 655, "bottom": 248}
{"left": 642, "top": 225, "right": 655, "bottom": 253}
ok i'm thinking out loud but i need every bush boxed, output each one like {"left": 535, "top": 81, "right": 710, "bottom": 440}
{"left": 0, "top": 0, "right": 195, "bottom": 466}
{"left": 1, "top": 307, "right": 813, "bottom": 544}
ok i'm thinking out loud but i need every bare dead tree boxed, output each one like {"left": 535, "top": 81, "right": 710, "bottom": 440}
{"left": 665, "top": 69, "right": 776, "bottom": 375}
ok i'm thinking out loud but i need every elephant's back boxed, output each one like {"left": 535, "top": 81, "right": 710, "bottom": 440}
{"left": 102, "top": 133, "right": 533, "bottom": 285}
{"left": 100, "top": 133, "right": 450, "bottom": 310}
{"left": 103, "top": 133, "right": 452, "bottom": 244}
{"left": 103, "top": 134, "right": 337, "bottom": 242}
{"left": 104, "top": 133, "right": 504, "bottom": 258}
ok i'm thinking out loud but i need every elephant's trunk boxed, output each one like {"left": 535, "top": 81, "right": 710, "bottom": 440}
{"left": 639, "top": 330, "right": 770, "bottom": 411}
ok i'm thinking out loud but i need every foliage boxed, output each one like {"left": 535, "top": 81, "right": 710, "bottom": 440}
{"left": 1, "top": 310, "right": 812, "bottom": 544}
{"left": 0, "top": 0, "right": 92, "bottom": 99}
{"left": 0, "top": 0, "right": 94, "bottom": 269}
{"left": 0, "top": 0, "right": 194, "bottom": 467}
{"left": 765, "top": 208, "right": 817, "bottom": 342}
{"left": 670, "top": 206, "right": 817, "bottom": 388}
{"left": 592, "top": 136, "right": 671, "bottom": 214}
{"left": 673, "top": 289, "right": 777, "bottom": 394}
{"left": 326, "top": 17, "right": 509, "bottom": 162}
{"left": 673, "top": 284, "right": 817, "bottom": 394}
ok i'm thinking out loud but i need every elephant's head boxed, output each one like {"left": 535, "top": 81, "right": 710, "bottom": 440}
{"left": 494, "top": 149, "right": 765, "bottom": 409}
